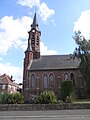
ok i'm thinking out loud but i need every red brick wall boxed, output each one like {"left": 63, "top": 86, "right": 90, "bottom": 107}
{"left": 23, "top": 68, "right": 83, "bottom": 99}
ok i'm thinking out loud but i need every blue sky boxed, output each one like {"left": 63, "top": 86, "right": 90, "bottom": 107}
{"left": 0, "top": 0, "right": 90, "bottom": 83}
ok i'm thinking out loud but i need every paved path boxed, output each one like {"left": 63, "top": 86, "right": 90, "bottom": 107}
{"left": 0, "top": 109, "right": 90, "bottom": 120}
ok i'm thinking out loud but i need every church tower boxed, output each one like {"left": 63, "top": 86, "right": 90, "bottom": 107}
{"left": 29, "top": 13, "right": 41, "bottom": 59}
{"left": 23, "top": 13, "right": 41, "bottom": 97}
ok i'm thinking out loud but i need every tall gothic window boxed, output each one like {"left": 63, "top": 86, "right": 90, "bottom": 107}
{"left": 36, "top": 77, "right": 40, "bottom": 88}
{"left": 31, "top": 74, "right": 35, "bottom": 88}
{"left": 43, "top": 74, "right": 48, "bottom": 89}
{"left": 64, "top": 73, "right": 69, "bottom": 80}
{"left": 49, "top": 74, "right": 54, "bottom": 88}
{"left": 70, "top": 73, "right": 75, "bottom": 86}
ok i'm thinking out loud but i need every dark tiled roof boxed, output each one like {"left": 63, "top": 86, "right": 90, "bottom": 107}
{"left": 28, "top": 55, "right": 80, "bottom": 71}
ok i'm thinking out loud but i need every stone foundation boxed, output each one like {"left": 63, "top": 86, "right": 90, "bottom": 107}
{"left": 0, "top": 103, "right": 90, "bottom": 111}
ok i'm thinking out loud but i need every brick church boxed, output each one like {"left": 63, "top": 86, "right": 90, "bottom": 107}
{"left": 23, "top": 13, "right": 85, "bottom": 99}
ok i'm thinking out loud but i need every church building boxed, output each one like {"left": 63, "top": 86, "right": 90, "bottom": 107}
{"left": 23, "top": 13, "right": 85, "bottom": 99}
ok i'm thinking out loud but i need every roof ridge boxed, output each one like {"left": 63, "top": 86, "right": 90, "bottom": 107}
{"left": 41, "top": 54, "right": 70, "bottom": 57}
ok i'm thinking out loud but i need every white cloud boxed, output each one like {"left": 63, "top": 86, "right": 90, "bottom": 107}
{"left": 73, "top": 10, "right": 90, "bottom": 40}
{"left": 17, "top": 0, "right": 55, "bottom": 22}
{"left": 0, "top": 16, "right": 32, "bottom": 54}
{"left": 17, "top": 0, "right": 40, "bottom": 8}
{"left": 38, "top": 2, "right": 55, "bottom": 22}
{"left": 40, "top": 42, "right": 58, "bottom": 55}
{"left": 0, "top": 62, "right": 23, "bottom": 83}
{"left": 22, "top": 41, "right": 58, "bottom": 55}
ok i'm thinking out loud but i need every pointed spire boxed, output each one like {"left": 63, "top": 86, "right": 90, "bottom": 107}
{"left": 31, "top": 13, "right": 39, "bottom": 30}
{"left": 33, "top": 13, "right": 38, "bottom": 25}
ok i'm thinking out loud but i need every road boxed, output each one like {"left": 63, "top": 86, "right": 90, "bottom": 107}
{"left": 0, "top": 109, "right": 90, "bottom": 120}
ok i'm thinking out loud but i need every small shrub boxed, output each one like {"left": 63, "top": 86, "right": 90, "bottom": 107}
{"left": 61, "top": 80, "right": 75, "bottom": 102}
{"left": 11, "top": 93, "right": 24, "bottom": 104}
{"left": 57, "top": 99, "right": 64, "bottom": 104}
{"left": 0, "top": 92, "right": 24, "bottom": 104}
{"left": 0, "top": 92, "right": 12, "bottom": 104}
{"left": 38, "top": 90, "right": 57, "bottom": 104}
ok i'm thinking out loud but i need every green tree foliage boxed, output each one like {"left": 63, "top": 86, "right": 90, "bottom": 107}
{"left": 38, "top": 90, "right": 57, "bottom": 104}
{"left": 0, "top": 92, "right": 24, "bottom": 104}
{"left": 61, "top": 80, "right": 74, "bottom": 102}
{"left": 73, "top": 31, "right": 90, "bottom": 97}
{"left": 0, "top": 92, "right": 12, "bottom": 104}
{"left": 11, "top": 93, "right": 24, "bottom": 104}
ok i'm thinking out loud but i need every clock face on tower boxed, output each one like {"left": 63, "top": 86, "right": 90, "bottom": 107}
{"left": 32, "top": 29, "right": 35, "bottom": 32}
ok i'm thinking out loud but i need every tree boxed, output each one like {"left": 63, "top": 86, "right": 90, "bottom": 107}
{"left": 61, "top": 80, "right": 74, "bottom": 102}
{"left": 73, "top": 31, "right": 90, "bottom": 97}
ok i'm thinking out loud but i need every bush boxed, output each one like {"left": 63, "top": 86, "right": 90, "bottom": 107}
{"left": 0, "top": 92, "right": 24, "bottom": 104}
{"left": 38, "top": 90, "right": 57, "bottom": 104}
{"left": 0, "top": 92, "right": 12, "bottom": 104}
{"left": 11, "top": 93, "right": 24, "bottom": 104}
{"left": 65, "top": 92, "right": 75, "bottom": 103}
{"left": 61, "top": 80, "right": 75, "bottom": 102}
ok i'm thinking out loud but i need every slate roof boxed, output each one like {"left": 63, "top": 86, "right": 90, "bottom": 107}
{"left": 28, "top": 55, "right": 80, "bottom": 71}
{"left": 31, "top": 13, "right": 39, "bottom": 31}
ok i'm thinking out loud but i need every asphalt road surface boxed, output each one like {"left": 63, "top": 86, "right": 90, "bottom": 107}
{"left": 0, "top": 109, "right": 90, "bottom": 120}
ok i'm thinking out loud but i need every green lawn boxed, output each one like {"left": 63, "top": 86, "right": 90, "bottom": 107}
{"left": 75, "top": 99, "right": 90, "bottom": 103}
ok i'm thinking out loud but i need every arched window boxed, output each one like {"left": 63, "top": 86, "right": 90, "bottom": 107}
{"left": 49, "top": 74, "right": 54, "bottom": 87}
{"left": 64, "top": 73, "right": 69, "bottom": 80}
{"left": 31, "top": 74, "right": 35, "bottom": 88}
{"left": 37, "top": 36, "right": 39, "bottom": 46}
{"left": 70, "top": 73, "right": 75, "bottom": 86}
{"left": 31, "top": 34, "right": 35, "bottom": 46}
{"left": 43, "top": 74, "right": 48, "bottom": 89}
